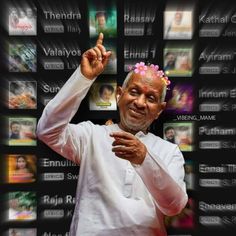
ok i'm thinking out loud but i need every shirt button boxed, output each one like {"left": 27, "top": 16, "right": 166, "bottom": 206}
{"left": 123, "top": 186, "right": 132, "bottom": 198}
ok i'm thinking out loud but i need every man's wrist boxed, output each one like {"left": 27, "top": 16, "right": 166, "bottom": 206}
{"left": 78, "top": 66, "right": 96, "bottom": 82}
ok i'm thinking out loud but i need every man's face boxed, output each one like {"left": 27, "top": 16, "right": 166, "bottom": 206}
{"left": 11, "top": 10, "right": 18, "bottom": 18}
{"left": 165, "top": 129, "right": 175, "bottom": 141}
{"left": 26, "top": 8, "right": 33, "bottom": 18}
{"left": 117, "top": 69, "right": 166, "bottom": 133}
{"left": 97, "top": 15, "right": 106, "bottom": 28}
{"left": 11, "top": 123, "right": 20, "bottom": 134}
{"left": 174, "top": 11, "right": 183, "bottom": 25}
{"left": 101, "top": 88, "right": 113, "bottom": 102}
{"left": 166, "top": 53, "right": 176, "bottom": 66}
{"left": 19, "top": 10, "right": 26, "bottom": 18}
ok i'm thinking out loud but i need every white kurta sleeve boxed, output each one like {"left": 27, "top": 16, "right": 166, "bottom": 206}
{"left": 37, "top": 66, "right": 95, "bottom": 164}
{"left": 133, "top": 145, "right": 188, "bottom": 216}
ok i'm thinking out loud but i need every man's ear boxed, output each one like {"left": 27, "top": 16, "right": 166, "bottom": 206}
{"left": 155, "top": 102, "right": 166, "bottom": 119}
{"left": 116, "top": 86, "right": 123, "bottom": 103}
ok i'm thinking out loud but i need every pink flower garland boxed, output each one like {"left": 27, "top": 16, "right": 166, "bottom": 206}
{"left": 131, "top": 61, "right": 171, "bottom": 87}
{"left": 134, "top": 62, "right": 147, "bottom": 75}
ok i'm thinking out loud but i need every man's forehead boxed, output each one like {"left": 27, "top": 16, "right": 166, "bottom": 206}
{"left": 127, "top": 81, "right": 163, "bottom": 95}
{"left": 129, "top": 74, "right": 164, "bottom": 89}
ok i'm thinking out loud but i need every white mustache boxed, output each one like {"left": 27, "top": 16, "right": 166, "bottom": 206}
{"left": 129, "top": 106, "right": 146, "bottom": 115}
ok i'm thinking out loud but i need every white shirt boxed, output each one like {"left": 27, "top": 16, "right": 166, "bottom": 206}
{"left": 37, "top": 67, "right": 188, "bottom": 236}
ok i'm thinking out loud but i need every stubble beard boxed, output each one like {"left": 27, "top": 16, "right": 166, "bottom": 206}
{"left": 119, "top": 112, "right": 150, "bottom": 134}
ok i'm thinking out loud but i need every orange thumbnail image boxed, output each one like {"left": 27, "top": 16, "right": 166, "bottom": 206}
{"left": 7, "top": 154, "right": 36, "bottom": 183}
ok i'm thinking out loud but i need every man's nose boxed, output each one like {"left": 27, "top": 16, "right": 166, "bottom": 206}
{"left": 134, "top": 94, "right": 146, "bottom": 108}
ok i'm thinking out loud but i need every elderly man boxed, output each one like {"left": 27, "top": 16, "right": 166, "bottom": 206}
{"left": 37, "top": 33, "right": 188, "bottom": 236}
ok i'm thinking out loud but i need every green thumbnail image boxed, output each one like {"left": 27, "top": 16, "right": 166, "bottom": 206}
{"left": 8, "top": 191, "right": 36, "bottom": 221}
{"left": 9, "top": 43, "right": 36, "bottom": 72}
{"left": 89, "top": 3, "right": 117, "bottom": 38}
{"left": 163, "top": 122, "right": 195, "bottom": 151}
{"left": 8, "top": 117, "right": 37, "bottom": 146}
{"left": 164, "top": 47, "right": 193, "bottom": 77}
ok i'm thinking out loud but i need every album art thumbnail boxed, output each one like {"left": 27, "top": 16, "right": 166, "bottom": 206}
{"left": 164, "top": 47, "right": 192, "bottom": 77}
{"left": 7, "top": 117, "right": 37, "bottom": 146}
{"left": 163, "top": 122, "right": 194, "bottom": 152}
{"left": 7, "top": 154, "right": 36, "bottom": 183}
{"left": 184, "top": 160, "right": 195, "bottom": 191}
{"left": 9, "top": 43, "right": 37, "bottom": 72}
{"left": 89, "top": 5, "right": 117, "bottom": 38}
{"left": 164, "top": 10, "right": 193, "bottom": 39}
{"left": 89, "top": 80, "right": 117, "bottom": 111}
{"left": 8, "top": 81, "right": 37, "bottom": 109}
{"left": 8, "top": 191, "right": 36, "bottom": 221}
{"left": 9, "top": 7, "right": 37, "bottom": 35}
{"left": 8, "top": 228, "right": 37, "bottom": 236}
{"left": 165, "top": 198, "right": 194, "bottom": 228}
{"left": 165, "top": 83, "right": 194, "bottom": 114}
{"left": 90, "top": 40, "right": 117, "bottom": 74}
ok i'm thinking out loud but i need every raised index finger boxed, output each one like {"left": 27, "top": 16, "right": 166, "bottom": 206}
{"left": 96, "top": 32, "right": 104, "bottom": 46}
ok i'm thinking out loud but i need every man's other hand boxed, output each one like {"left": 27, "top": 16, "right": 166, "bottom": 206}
{"left": 110, "top": 131, "right": 147, "bottom": 165}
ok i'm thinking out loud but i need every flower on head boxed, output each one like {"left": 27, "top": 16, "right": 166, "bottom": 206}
{"left": 161, "top": 76, "right": 171, "bottom": 86}
{"left": 134, "top": 62, "right": 147, "bottom": 75}
{"left": 150, "top": 64, "right": 159, "bottom": 71}
{"left": 130, "top": 62, "right": 171, "bottom": 90}
{"left": 156, "top": 70, "right": 164, "bottom": 78}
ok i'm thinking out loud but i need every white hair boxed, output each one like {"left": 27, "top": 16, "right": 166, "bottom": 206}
{"left": 121, "top": 71, "right": 167, "bottom": 102}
